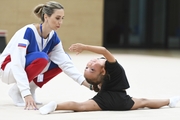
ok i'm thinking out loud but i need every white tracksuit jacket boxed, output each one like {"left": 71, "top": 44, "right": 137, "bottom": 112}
{"left": 0, "top": 24, "right": 85, "bottom": 97}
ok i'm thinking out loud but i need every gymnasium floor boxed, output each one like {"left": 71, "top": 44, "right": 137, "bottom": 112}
{"left": 1, "top": 49, "right": 180, "bottom": 120}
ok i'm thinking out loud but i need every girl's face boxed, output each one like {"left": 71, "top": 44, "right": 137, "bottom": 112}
{"left": 46, "top": 9, "right": 64, "bottom": 30}
{"left": 84, "top": 58, "right": 106, "bottom": 84}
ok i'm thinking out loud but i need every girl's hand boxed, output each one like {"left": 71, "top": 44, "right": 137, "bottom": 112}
{"left": 69, "top": 43, "right": 85, "bottom": 55}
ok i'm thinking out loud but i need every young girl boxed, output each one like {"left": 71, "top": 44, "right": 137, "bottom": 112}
{"left": 0, "top": 2, "right": 90, "bottom": 110}
{"left": 39, "top": 43, "right": 180, "bottom": 114}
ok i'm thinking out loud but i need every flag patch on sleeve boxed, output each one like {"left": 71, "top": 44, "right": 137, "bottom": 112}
{"left": 18, "top": 43, "right": 27, "bottom": 48}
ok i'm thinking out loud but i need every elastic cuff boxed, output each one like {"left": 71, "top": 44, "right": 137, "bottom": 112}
{"left": 21, "top": 90, "right": 31, "bottom": 98}
{"left": 78, "top": 76, "right": 86, "bottom": 85}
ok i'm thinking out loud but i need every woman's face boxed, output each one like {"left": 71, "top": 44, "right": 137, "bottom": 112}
{"left": 46, "top": 9, "right": 64, "bottom": 30}
{"left": 84, "top": 58, "right": 106, "bottom": 84}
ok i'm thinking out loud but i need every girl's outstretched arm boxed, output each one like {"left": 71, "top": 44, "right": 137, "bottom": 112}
{"left": 69, "top": 43, "right": 116, "bottom": 63}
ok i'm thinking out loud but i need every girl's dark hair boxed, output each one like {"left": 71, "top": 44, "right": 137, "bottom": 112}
{"left": 33, "top": 1, "right": 64, "bottom": 22}
{"left": 86, "top": 78, "right": 100, "bottom": 92}
{"left": 86, "top": 72, "right": 110, "bottom": 92}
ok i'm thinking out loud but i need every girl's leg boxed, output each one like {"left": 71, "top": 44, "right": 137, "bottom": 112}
{"left": 131, "top": 98, "right": 169, "bottom": 110}
{"left": 39, "top": 100, "right": 101, "bottom": 114}
{"left": 56, "top": 100, "right": 101, "bottom": 112}
{"left": 131, "top": 96, "right": 180, "bottom": 110}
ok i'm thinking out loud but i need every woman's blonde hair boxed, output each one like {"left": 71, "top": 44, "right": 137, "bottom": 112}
{"left": 33, "top": 1, "right": 64, "bottom": 22}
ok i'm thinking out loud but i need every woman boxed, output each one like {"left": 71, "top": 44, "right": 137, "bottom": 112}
{"left": 39, "top": 43, "right": 180, "bottom": 114}
{"left": 0, "top": 2, "right": 90, "bottom": 110}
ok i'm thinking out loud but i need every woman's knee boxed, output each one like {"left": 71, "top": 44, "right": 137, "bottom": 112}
{"left": 33, "top": 52, "right": 49, "bottom": 60}
{"left": 26, "top": 52, "right": 49, "bottom": 66}
{"left": 26, "top": 52, "right": 49, "bottom": 60}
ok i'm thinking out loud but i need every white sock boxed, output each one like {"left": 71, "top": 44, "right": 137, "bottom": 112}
{"left": 8, "top": 84, "right": 25, "bottom": 107}
{"left": 39, "top": 101, "right": 57, "bottom": 115}
{"left": 169, "top": 96, "right": 180, "bottom": 108}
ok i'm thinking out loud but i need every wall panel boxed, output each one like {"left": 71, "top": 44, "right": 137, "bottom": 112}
{"left": 0, "top": 0, "right": 103, "bottom": 51}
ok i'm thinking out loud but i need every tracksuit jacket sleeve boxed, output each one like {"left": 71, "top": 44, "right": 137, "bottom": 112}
{"left": 10, "top": 31, "right": 31, "bottom": 97}
{"left": 48, "top": 42, "right": 85, "bottom": 85}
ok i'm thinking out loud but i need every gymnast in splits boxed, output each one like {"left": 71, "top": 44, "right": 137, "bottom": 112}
{"left": 39, "top": 43, "right": 180, "bottom": 114}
